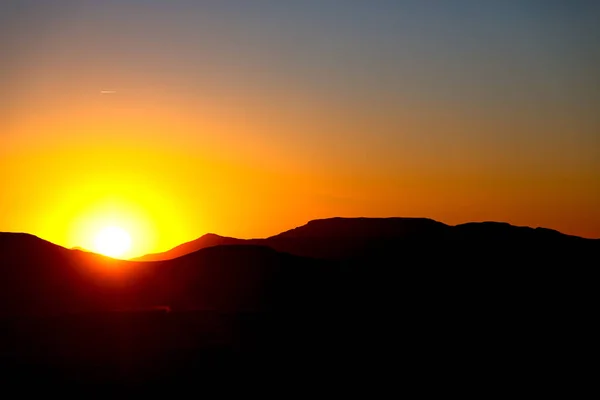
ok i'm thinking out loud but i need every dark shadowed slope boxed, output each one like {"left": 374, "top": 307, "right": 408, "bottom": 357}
{"left": 0, "top": 234, "right": 338, "bottom": 388}
{"left": 1, "top": 219, "right": 597, "bottom": 318}
{"left": 0, "top": 232, "right": 129, "bottom": 316}
{"left": 132, "top": 217, "right": 599, "bottom": 261}
{"left": 128, "top": 245, "right": 337, "bottom": 313}
{"left": 263, "top": 217, "right": 452, "bottom": 260}
{"left": 274, "top": 217, "right": 447, "bottom": 239}
{"left": 131, "top": 233, "right": 245, "bottom": 261}
{"left": 131, "top": 217, "right": 450, "bottom": 261}
{"left": 0, "top": 224, "right": 597, "bottom": 389}
{"left": 0, "top": 233, "right": 335, "bottom": 317}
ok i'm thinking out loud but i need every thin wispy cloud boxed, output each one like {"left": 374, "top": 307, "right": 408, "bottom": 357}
{"left": 100, "top": 90, "right": 116, "bottom": 94}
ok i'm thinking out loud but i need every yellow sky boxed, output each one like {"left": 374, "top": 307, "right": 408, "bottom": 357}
{"left": 2, "top": 2, "right": 599, "bottom": 257}
{"left": 2, "top": 93, "right": 598, "bottom": 259}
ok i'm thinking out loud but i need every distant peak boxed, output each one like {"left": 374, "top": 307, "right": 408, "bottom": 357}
{"left": 0, "top": 231, "right": 70, "bottom": 251}
{"left": 0, "top": 231, "right": 39, "bottom": 238}
{"left": 201, "top": 233, "right": 222, "bottom": 239}
{"left": 274, "top": 216, "right": 449, "bottom": 240}
{"left": 0, "top": 231, "right": 52, "bottom": 244}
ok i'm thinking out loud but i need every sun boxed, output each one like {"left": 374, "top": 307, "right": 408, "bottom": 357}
{"left": 93, "top": 226, "right": 132, "bottom": 258}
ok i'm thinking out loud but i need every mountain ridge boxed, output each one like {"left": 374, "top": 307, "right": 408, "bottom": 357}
{"left": 1, "top": 216, "right": 597, "bottom": 317}
{"left": 131, "top": 217, "right": 598, "bottom": 261}
{"left": 0, "top": 216, "right": 596, "bottom": 387}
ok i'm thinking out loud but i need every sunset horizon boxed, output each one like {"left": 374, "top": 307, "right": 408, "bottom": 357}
{"left": 4, "top": 213, "right": 599, "bottom": 261}
{"left": 1, "top": 2, "right": 599, "bottom": 388}
{"left": 3, "top": 1, "right": 599, "bottom": 258}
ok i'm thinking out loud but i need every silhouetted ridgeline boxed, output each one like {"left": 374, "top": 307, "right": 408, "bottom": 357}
{"left": 133, "top": 217, "right": 597, "bottom": 262}
{"left": 0, "top": 218, "right": 597, "bottom": 390}
{"left": 1, "top": 218, "right": 597, "bottom": 316}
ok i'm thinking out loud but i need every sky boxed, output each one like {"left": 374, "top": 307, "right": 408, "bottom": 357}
{"left": 1, "top": 0, "right": 599, "bottom": 257}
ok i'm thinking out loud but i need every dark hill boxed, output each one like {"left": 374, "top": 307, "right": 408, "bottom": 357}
{"left": 274, "top": 216, "right": 448, "bottom": 238}
{"left": 263, "top": 217, "right": 452, "bottom": 260}
{"left": 0, "top": 232, "right": 128, "bottom": 316}
{"left": 124, "top": 245, "right": 336, "bottom": 313}
{"left": 0, "top": 220, "right": 597, "bottom": 389}
{"left": 131, "top": 217, "right": 598, "bottom": 261}
{"left": 0, "top": 233, "right": 334, "bottom": 317}
{"left": 131, "top": 233, "right": 245, "bottom": 261}
{"left": 1, "top": 218, "right": 596, "bottom": 318}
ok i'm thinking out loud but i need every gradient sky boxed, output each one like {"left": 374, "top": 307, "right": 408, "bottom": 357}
{"left": 2, "top": 0, "right": 599, "bottom": 257}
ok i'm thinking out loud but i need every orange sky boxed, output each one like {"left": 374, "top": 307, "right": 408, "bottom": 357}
{"left": 2, "top": 1, "right": 599, "bottom": 257}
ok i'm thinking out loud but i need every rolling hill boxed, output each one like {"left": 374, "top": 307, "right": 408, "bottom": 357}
{"left": 1, "top": 217, "right": 596, "bottom": 318}
{"left": 132, "top": 233, "right": 245, "bottom": 261}
{"left": 132, "top": 217, "right": 598, "bottom": 261}
{"left": 0, "top": 233, "right": 332, "bottom": 317}
{"left": 0, "top": 218, "right": 597, "bottom": 388}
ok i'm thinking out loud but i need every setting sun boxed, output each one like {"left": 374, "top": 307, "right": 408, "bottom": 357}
{"left": 94, "top": 226, "right": 132, "bottom": 258}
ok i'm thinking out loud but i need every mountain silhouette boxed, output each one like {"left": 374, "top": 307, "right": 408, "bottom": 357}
{"left": 131, "top": 233, "right": 245, "bottom": 261}
{"left": 132, "top": 217, "right": 598, "bottom": 261}
{"left": 0, "top": 218, "right": 597, "bottom": 389}
{"left": 71, "top": 245, "right": 93, "bottom": 252}
{"left": 0, "top": 232, "right": 335, "bottom": 317}
{"left": 122, "top": 216, "right": 598, "bottom": 329}
{"left": 0, "top": 232, "right": 127, "bottom": 316}
{"left": 2, "top": 217, "right": 596, "bottom": 317}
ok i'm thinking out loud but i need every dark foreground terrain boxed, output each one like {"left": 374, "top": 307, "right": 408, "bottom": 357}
{"left": 1, "top": 309, "right": 385, "bottom": 391}
{"left": 0, "top": 218, "right": 597, "bottom": 393}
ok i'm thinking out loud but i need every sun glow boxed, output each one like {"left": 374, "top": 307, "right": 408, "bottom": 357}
{"left": 94, "top": 226, "right": 132, "bottom": 258}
